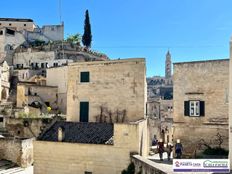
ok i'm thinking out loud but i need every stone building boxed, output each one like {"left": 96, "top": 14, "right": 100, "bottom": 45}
{"left": 0, "top": 61, "right": 10, "bottom": 102}
{"left": 34, "top": 119, "right": 148, "bottom": 174}
{"left": 147, "top": 99, "right": 173, "bottom": 144}
{"left": 229, "top": 38, "right": 232, "bottom": 169}
{"left": 34, "top": 58, "right": 149, "bottom": 174}
{"left": 0, "top": 18, "right": 64, "bottom": 63}
{"left": 0, "top": 137, "right": 34, "bottom": 168}
{"left": 173, "top": 59, "right": 229, "bottom": 157}
{"left": 16, "top": 82, "right": 58, "bottom": 114}
{"left": 0, "top": 18, "right": 36, "bottom": 31}
{"left": 66, "top": 58, "right": 146, "bottom": 122}
{"left": 147, "top": 51, "right": 173, "bottom": 145}
{"left": 46, "top": 66, "right": 68, "bottom": 114}
{"left": 13, "top": 42, "right": 108, "bottom": 69}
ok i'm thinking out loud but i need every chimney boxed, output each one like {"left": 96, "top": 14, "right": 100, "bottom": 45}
{"left": 58, "top": 127, "right": 65, "bottom": 142}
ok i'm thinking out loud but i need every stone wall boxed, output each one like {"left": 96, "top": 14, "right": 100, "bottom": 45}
{"left": 34, "top": 120, "right": 148, "bottom": 174}
{"left": 67, "top": 58, "right": 147, "bottom": 122}
{"left": 47, "top": 66, "right": 68, "bottom": 114}
{"left": 0, "top": 20, "right": 35, "bottom": 31}
{"left": 17, "top": 83, "right": 58, "bottom": 109}
{"left": 41, "top": 24, "right": 64, "bottom": 41}
{"left": 5, "top": 117, "right": 52, "bottom": 138}
{"left": 132, "top": 155, "right": 169, "bottom": 174}
{"left": 14, "top": 69, "right": 44, "bottom": 81}
{"left": 173, "top": 59, "right": 229, "bottom": 156}
{"left": 229, "top": 39, "right": 232, "bottom": 169}
{"left": 0, "top": 138, "right": 34, "bottom": 168}
{"left": 14, "top": 50, "right": 56, "bottom": 67}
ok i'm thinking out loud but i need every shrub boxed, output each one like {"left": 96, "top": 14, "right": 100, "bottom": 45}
{"left": 121, "top": 162, "right": 135, "bottom": 174}
{"left": 203, "top": 147, "right": 229, "bottom": 156}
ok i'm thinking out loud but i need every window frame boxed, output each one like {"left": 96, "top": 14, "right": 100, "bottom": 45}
{"left": 80, "top": 71, "right": 90, "bottom": 83}
{"left": 189, "top": 100, "right": 200, "bottom": 117}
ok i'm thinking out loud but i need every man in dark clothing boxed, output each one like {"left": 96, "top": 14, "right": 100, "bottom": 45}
{"left": 175, "top": 139, "right": 183, "bottom": 159}
{"left": 157, "top": 139, "right": 164, "bottom": 161}
{"left": 167, "top": 143, "right": 173, "bottom": 161}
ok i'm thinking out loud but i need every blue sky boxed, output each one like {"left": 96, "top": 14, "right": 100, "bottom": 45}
{"left": 1, "top": 0, "right": 232, "bottom": 77}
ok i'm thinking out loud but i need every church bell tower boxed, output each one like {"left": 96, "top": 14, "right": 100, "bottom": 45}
{"left": 165, "top": 50, "right": 172, "bottom": 79}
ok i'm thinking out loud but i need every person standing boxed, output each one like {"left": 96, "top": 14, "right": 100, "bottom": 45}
{"left": 157, "top": 139, "right": 164, "bottom": 161}
{"left": 166, "top": 143, "right": 173, "bottom": 161}
{"left": 175, "top": 139, "right": 183, "bottom": 159}
{"left": 152, "top": 135, "right": 157, "bottom": 146}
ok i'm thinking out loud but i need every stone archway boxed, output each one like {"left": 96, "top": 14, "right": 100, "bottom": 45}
{"left": 1, "top": 88, "right": 7, "bottom": 100}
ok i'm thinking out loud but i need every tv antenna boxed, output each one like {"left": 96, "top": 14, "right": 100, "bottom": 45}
{"left": 59, "top": 0, "right": 62, "bottom": 24}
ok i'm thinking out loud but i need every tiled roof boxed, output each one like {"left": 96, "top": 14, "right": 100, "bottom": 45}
{"left": 38, "top": 121, "right": 114, "bottom": 144}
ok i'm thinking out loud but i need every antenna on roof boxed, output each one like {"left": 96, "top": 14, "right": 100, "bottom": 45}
{"left": 58, "top": 0, "right": 65, "bottom": 59}
{"left": 58, "top": 0, "right": 62, "bottom": 24}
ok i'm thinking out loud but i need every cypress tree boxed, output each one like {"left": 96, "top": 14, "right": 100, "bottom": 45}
{"left": 82, "top": 10, "right": 92, "bottom": 48}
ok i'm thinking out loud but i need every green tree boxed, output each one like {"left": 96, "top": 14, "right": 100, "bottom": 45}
{"left": 66, "top": 33, "right": 81, "bottom": 44}
{"left": 82, "top": 10, "right": 92, "bottom": 48}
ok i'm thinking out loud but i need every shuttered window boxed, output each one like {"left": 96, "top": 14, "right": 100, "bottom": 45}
{"left": 184, "top": 100, "right": 205, "bottom": 117}
{"left": 80, "top": 72, "right": 90, "bottom": 82}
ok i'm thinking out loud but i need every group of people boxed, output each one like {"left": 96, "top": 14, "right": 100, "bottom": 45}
{"left": 152, "top": 137, "right": 183, "bottom": 161}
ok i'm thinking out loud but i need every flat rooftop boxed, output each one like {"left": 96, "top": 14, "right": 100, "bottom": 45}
{"left": 69, "top": 58, "right": 145, "bottom": 66}
{"left": 174, "top": 58, "right": 229, "bottom": 65}
{"left": 0, "top": 18, "right": 33, "bottom": 22}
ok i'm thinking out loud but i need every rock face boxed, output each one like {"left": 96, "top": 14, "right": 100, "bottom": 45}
{"left": 173, "top": 59, "right": 229, "bottom": 157}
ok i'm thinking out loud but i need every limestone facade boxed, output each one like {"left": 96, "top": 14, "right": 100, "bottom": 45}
{"left": 173, "top": 59, "right": 229, "bottom": 157}
{"left": 13, "top": 49, "right": 73, "bottom": 70}
{"left": 0, "top": 61, "right": 10, "bottom": 101}
{"left": 0, "top": 137, "right": 34, "bottom": 168}
{"left": 66, "top": 58, "right": 147, "bottom": 122}
{"left": 0, "top": 18, "right": 36, "bottom": 31}
{"left": 46, "top": 66, "right": 68, "bottom": 114}
{"left": 229, "top": 39, "right": 232, "bottom": 169}
{"left": 34, "top": 120, "right": 148, "bottom": 174}
{"left": 147, "top": 99, "right": 173, "bottom": 144}
{"left": 16, "top": 82, "right": 58, "bottom": 112}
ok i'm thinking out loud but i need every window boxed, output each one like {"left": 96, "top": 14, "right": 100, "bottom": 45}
{"left": 0, "top": 30, "right": 3, "bottom": 35}
{"left": 80, "top": 72, "right": 90, "bottom": 82}
{"left": 6, "top": 29, "right": 15, "bottom": 35}
{"left": 190, "top": 101, "right": 200, "bottom": 116}
{"left": 84, "top": 172, "right": 92, "bottom": 174}
{"left": 184, "top": 100, "right": 205, "bottom": 117}
{"left": 9, "top": 23, "right": 12, "bottom": 26}
{"left": 24, "top": 24, "right": 27, "bottom": 26}
{"left": 41, "top": 63, "right": 45, "bottom": 68}
{"left": 31, "top": 63, "right": 34, "bottom": 68}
